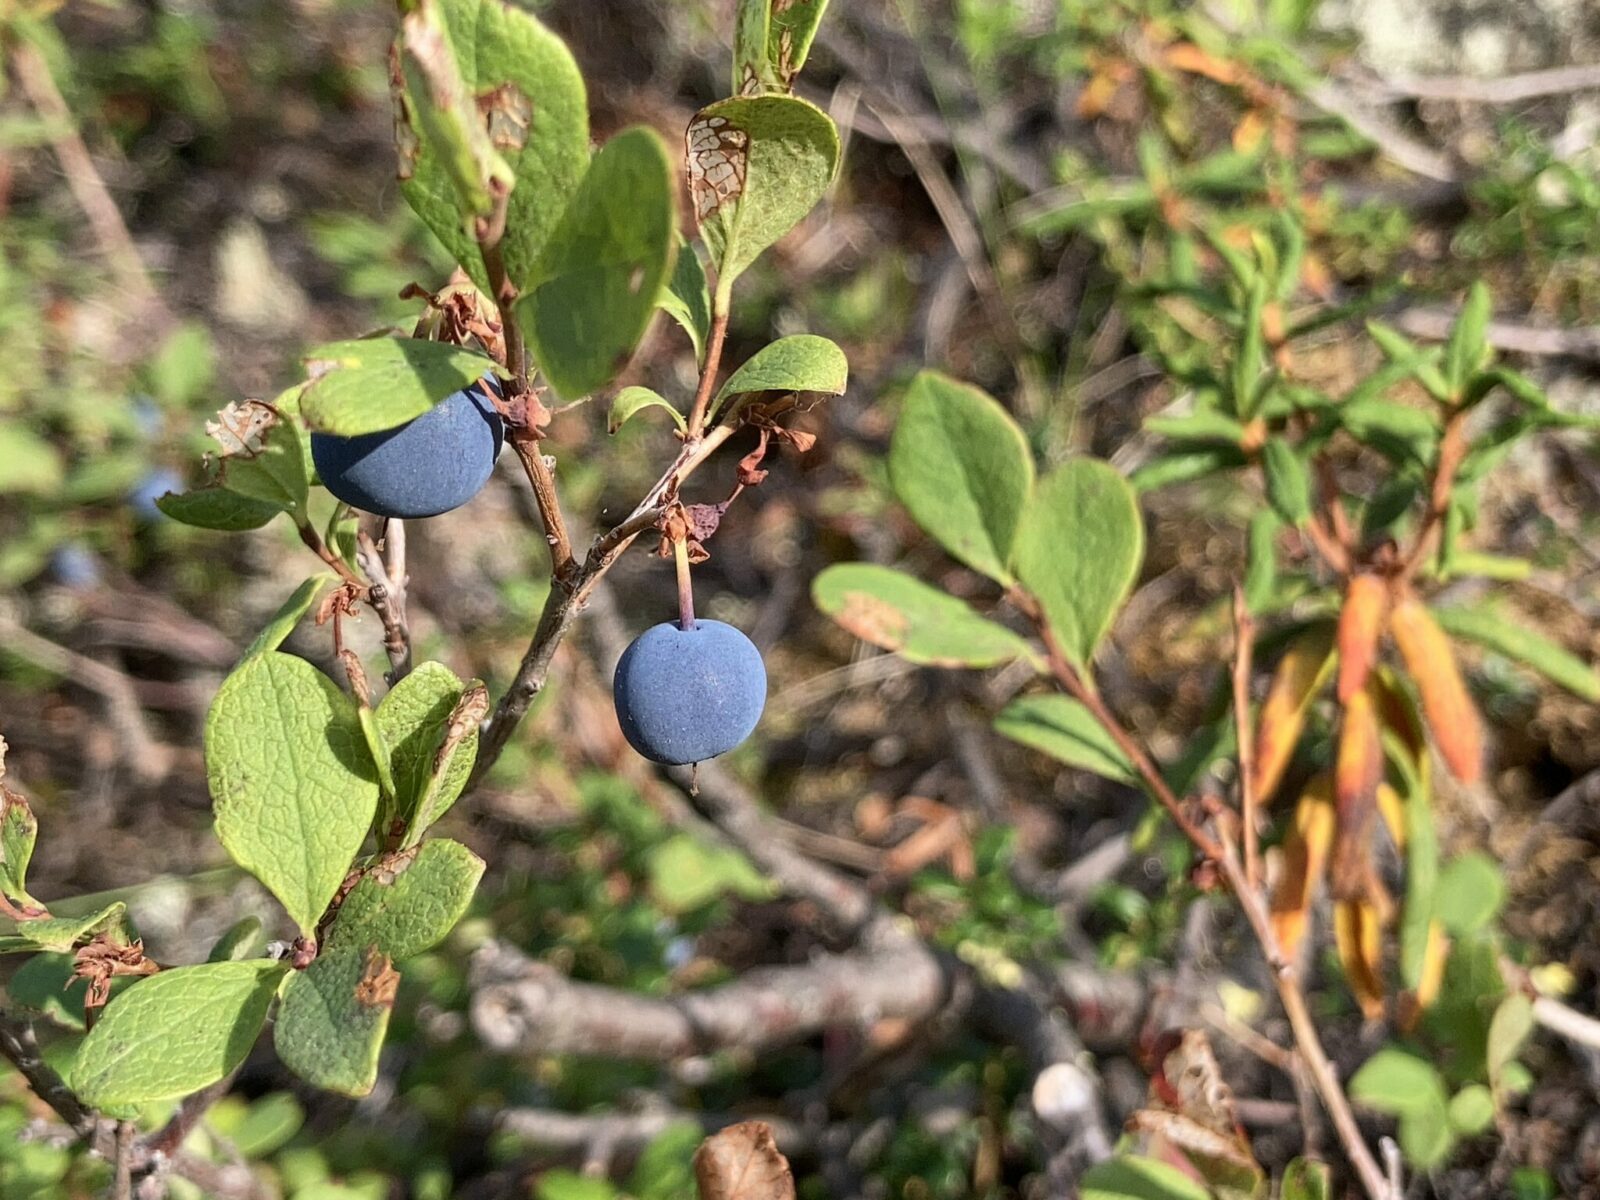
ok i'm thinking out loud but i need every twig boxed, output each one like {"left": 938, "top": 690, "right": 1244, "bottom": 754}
{"left": 499, "top": 1105, "right": 814, "bottom": 1158}
{"left": 1393, "top": 307, "right": 1600, "bottom": 363}
{"left": 685, "top": 306, "right": 730, "bottom": 437}
{"left": 1354, "top": 62, "right": 1600, "bottom": 105}
{"left": 1381, "top": 1136, "right": 1404, "bottom": 1199}
{"left": 1399, "top": 408, "right": 1469, "bottom": 579}
{"left": 0, "top": 1011, "right": 102, "bottom": 1145}
{"left": 1532, "top": 995, "right": 1600, "bottom": 1053}
{"left": 355, "top": 528, "right": 412, "bottom": 683}
{"left": 1301, "top": 80, "right": 1459, "bottom": 183}
{"left": 1230, "top": 588, "right": 1262, "bottom": 891}
{"left": 294, "top": 519, "right": 363, "bottom": 589}
{"left": 1018, "top": 603, "right": 1391, "bottom": 1199}
{"left": 8, "top": 41, "right": 165, "bottom": 317}
{"left": 510, "top": 437, "right": 577, "bottom": 583}
{"left": 113, "top": 1121, "right": 135, "bottom": 1200}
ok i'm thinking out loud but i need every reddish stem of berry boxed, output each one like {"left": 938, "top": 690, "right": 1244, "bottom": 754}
{"left": 674, "top": 536, "right": 696, "bottom": 632}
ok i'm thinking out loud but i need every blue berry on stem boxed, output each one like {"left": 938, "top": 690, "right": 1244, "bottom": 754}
{"left": 612, "top": 619, "right": 767, "bottom": 765}
{"left": 311, "top": 379, "right": 504, "bottom": 519}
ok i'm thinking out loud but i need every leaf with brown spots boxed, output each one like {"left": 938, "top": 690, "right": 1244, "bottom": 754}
{"left": 1269, "top": 776, "right": 1334, "bottom": 960}
{"left": 694, "top": 1121, "right": 796, "bottom": 1200}
{"left": 1250, "top": 625, "right": 1335, "bottom": 802}
{"left": 1331, "top": 686, "right": 1382, "bottom": 901}
{"left": 1335, "top": 573, "right": 1388, "bottom": 703}
{"left": 1389, "top": 590, "right": 1483, "bottom": 784}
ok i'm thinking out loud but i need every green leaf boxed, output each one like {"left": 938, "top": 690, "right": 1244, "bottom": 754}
{"left": 208, "top": 917, "right": 265, "bottom": 963}
{"left": 608, "top": 386, "right": 685, "bottom": 435}
{"left": 155, "top": 486, "right": 282, "bottom": 531}
{"left": 0, "top": 781, "right": 39, "bottom": 912}
{"left": 713, "top": 334, "right": 848, "bottom": 417}
{"left": 7, "top": 953, "right": 92, "bottom": 1029}
{"left": 2, "top": 902, "right": 127, "bottom": 953}
{"left": 1350, "top": 1047, "right": 1448, "bottom": 1117}
{"left": 1397, "top": 735, "right": 1438, "bottom": 990}
{"left": 1433, "top": 852, "right": 1504, "bottom": 935}
{"left": 994, "top": 694, "right": 1136, "bottom": 785}
{"left": 71, "top": 960, "right": 286, "bottom": 1108}
{"left": 328, "top": 839, "right": 484, "bottom": 961}
{"left": 1130, "top": 446, "right": 1246, "bottom": 492}
{"left": 658, "top": 238, "right": 711, "bottom": 362}
{"left": 1445, "top": 282, "right": 1492, "bottom": 400}
{"left": 373, "top": 662, "right": 486, "bottom": 846}
{"left": 301, "top": 337, "right": 498, "bottom": 437}
{"left": 1012, "top": 459, "right": 1144, "bottom": 665}
{"left": 1337, "top": 399, "right": 1439, "bottom": 461}
{"left": 1487, "top": 993, "right": 1533, "bottom": 1097}
{"left": 396, "top": 0, "right": 513, "bottom": 223}
{"left": 887, "top": 371, "right": 1034, "bottom": 585}
{"left": 227, "top": 1093, "right": 306, "bottom": 1159}
{"left": 242, "top": 576, "right": 334, "bottom": 660}
{"left": 204, "top": 399, "right": 312, "bottom": 518}
{"left": 396, "top": 0, "right": 588, "bottom": 293}
{"left": 1280, "top": 1159, "right": 1331, "bottom": 1200}
{"left": 1232, "top": 277, "right": 1269, "bottom": 418}
{"left": 1366, "top": 321, "right": 1451, "bottom": 401}
{"left": 1243, "top": 510, "right": 1279, "bottom": 613}
{"left": 1399, "top": 1102, "right": 1455, "bottom": 1169}
{"left": 647, "top": 834, "right": 773, "bottom": 914}
{"left": 518, "top": 126, "right": 678, "bottom": 400}
{"left": 205, "top": 653, "right": 380, "bottom": 936}
{"left": 768, "top": 0, "right": 832, "bottom": 88}
{"left": 1431, "top": 604, "right": 1600, "bottom": 702}
{"left": 1448, "top": 1084, "right": 1495, "bottom": 1135}
{"left": 688, "top": 94, "right": 839, "bottom": 285}
{"left": 0, "top": 424, "right": 64, "bottom": 495}
{"left": 1261, "top": 438, "right": 1311, "bottom": 526}
{"left": 275, "top": 943, "right": 395, "bottom": 1098}
{"left": 733, "top": 0, "right": 774, "bottom": 95}
{"left": 538, "top": 1171, "right": 619, "bottom": 1200}
{"left": 1143, "top": 410, "right": 1249, "bottom": 445}
{"left": 812, "top": 564, "right": 1038, "bottom": 669}
{"left": 1080, "top": 1156, "right": 1212, "bottom": 1200}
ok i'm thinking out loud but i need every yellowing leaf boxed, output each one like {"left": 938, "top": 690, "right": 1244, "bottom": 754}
{"left": 1334, "top": 899, "right": 1385, "bottom": 1021}
{"left": 1390, "top": 590, "right": 1483, "bottom": 784}
{"left": 1251, "top": 625, "right": 1334, "bottom": 802}
{"left": 1336, "top": 573, "right": 1387, "bottom": 704}
{"left": 1332, "top": 687, "right": 1382, "bottom": 901}
{"left": 1269, "top": 777, "right": 1334, "bottom": 960}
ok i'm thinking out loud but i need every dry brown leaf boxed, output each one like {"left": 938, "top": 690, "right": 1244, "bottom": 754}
{"left": 694, "top": 1121, "right": 796, "bottom": 1200}
{"left": 1252, "top": 626, "right": 1335, "bottom": 802}
{"left": 1331, "top": 687, "right": 1382, "bottom": 901}
{"left": 1335, "top": 573, "right": 1388, "bottom": 704}
{"left": 1333, "top": 899, "right": 1385, "bottom": 1021}
{"left": 1269, "top": 777, "right": 1334, "bottom": 960}
{"left": 1389, "top": 590, "right": 1483, "bottom": 784}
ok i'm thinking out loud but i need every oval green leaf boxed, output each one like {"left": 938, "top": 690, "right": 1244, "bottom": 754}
{"left": 887, "top": 371, "right": 1034, "bottom": 585}
{"left": 328, "top": 838, "right": 484, "bottom": 961}
{"left": 1012, "top": 458, "right": 1144, "bottom": 665}
{"left": 714, "top": 334, "right": 847, "bottom": 419}
{"left": 609, "top": 386, "right": 685, "bottom": 435}
{"left": 993, "top": 694, "right": 1136, "bottom": 785}
{"left": 156, "top": 487, "right": 283, "bottom": 531}
{"left": 812, "top": 563, "right": 1038, "bottom": 669}
{"left": 275, "top": 943, "right": 394, "bottom": 1098}
{"left": 687, "top": 94, "right": 839, "bottom": 285}
{"left": 71, "top": 960, "right": 287, "bottom": 1109}
{"left": 396, "top": 0, "right": 589, "bottom": 294}
{"left": 518, "top": 125, "right": 678, "bottom": 400}
{"left": 205, "top": 652, "right": 380, "bottom": 935}
{"left": 301, "top": 337, "right": 499, "bottom": 437}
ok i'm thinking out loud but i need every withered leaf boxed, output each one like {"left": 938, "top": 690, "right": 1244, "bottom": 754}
{"left": 1269, "top": 776, "right": 1334, "bottom": 960}
{"left": 1336, "top": 573, "right": 1388, "bottom": 704}
{"left": 693, "top": 1121, "right": 796, "bottom": 1200}
{"left": 1251, "top": 625, "right": 1334, "bottom": 802}
{"left": 355, "top": 947, "right": 400, "bottom": 1009}
{"left": 1389, "top": 590, "right": 1483, "bottom": 784}
{"left": 1331, "top": 686, "right": 1382, "bottom": 901}
{"left": 1334, "top": 899, "right": 1386, "bottom": 1021}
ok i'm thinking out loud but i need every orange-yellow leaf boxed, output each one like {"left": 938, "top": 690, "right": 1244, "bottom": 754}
{"left": 1163, "top": 43, "right": 1243, "bottom": 85}
{"left": 1398, "top": 921, "right": 1451, "bottom": 1031}
{"left": 1232, "top": 109, "right": 1269, "bottom": 154}
{"left": 1269, "top": 777, "right": 1334, "bottom": 960}
{"left": 1336, "top": 574, "right": 1388, "bottom": 704}
{"left": 1331, "top": 687, "right": 1381, "bottom": 900}
{"left": 1389, "top": 592, "right": 1483, "bottom": 784}
{"left": 1251, "top": 626, "right": 1335, "bottom": 803}
{"left": 1333, "top": 899, "right": 1385, "bottom": 1021}
{"left": 1376, "top": 782, "right": 1405, "bottom": 854}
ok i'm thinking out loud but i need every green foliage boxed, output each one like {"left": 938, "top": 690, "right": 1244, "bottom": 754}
{"left": 887, "top": 371, "right": 1034, "bottom": 585}
{"left": 714, "top": 333, "right": 848, "bottom": 415}
{"left": 1080, "top": 1156, "right": 1211, "bottom": 1200}
{"left": 371, "top": 663, "right": 483, "bottom": 848}
{"left": 71, "top": 961, "right": 287, "bottom": 1109}
{"left": 518, "top": 126, "right": 678, "bottom": 400}
{"left": 993, "top": 694, "right": 1136, "bottom": 784}
{"left": 275, "top": 943, "right": 395, "bottom": 1098}
{"left": 300, "top": 338, "right": 499, "bottom": 437}
{"left": 812, "top": 563, "right": 1038, "bottom": 668}
{"left": 205, "top": 653, "right": 379, "bottom": 936}
{"left": 609, "top": 386, "right": 685, "bottom": 435}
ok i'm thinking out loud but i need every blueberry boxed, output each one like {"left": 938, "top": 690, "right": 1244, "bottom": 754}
{"left": 128, "top": 468, "right": 183, "bottom": 521}
{"left": 612, "top": 620, "right": 767, "bottom": 765}
{"left": 49, "top": 543, "right": 102, "bottom": 590}
{"left": 311, "top": 380, "right": 505, "bottom": 519}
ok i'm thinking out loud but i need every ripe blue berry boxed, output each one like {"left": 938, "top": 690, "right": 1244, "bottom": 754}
{"left": 311, "top": 381, "right": 504, "bottom": 519}
{"left": 613, "top": 620, "right": 767, "bottom": 765}
{"left": 129, "top": 468, "right": 183, "bottom": 521}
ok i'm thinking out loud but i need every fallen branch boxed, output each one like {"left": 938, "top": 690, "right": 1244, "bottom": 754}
{"left": 1353, "top": 63, "right": 1600, "bottom": 105}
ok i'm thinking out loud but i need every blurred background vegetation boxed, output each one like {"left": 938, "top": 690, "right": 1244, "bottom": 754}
{"left": 2, "top": 0, "right": 1599, "bottom": 1197}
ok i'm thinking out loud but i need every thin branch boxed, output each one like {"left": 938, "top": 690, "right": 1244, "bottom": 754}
{"left": 355, "top": 527, "right": 412, "bottom": 683}
{"left": 1018, "top": 603, "right": 1391, "bottom": 1199}
{"left": 507, "top": 435, "right": 577, "bottom": 583}
{"left": 1354, "top": 62, "right": 1600, "bottom": 105}
{"left": 294, "top": 518, "right": 363, "bottom": 589}
{"left": 8, "top": 41, "right": 165, "bottom": 317}
{"left": 0, "top": 1011, "right": 102, "bottom": 1144}
{"left": 1398, "top": 408, "right": 1469, "bottom": 579}
{"left": 685, "top": 306, "right": 731, "bottom": 438}
{"left": 1301, "top": 80, "right": 1459, "bottom": 183}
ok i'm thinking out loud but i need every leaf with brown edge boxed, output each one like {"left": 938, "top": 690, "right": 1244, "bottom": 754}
{"left": 1334, "top": 898, "right": 1385, "bottom": 1021}
{"left": 1376, "top": 782, "right": 1406, "bottom": 854}
{"left": 1335, "top": 573, "right": 1388, "bottom": 703}
{"left": 1389, "top": 591, "right": 1483, "bottom": 784}
{"left": 1398, "top": 922, "right": 1451, "bottom": 1032}
{"left": 694, "top": 1121, "right": 796, "bottom": 1200}
{"left": 1269, "top": 776, "right": 1334, "bottom": 961}
{"left": 1251, "top": 625, "right": 1335, "bottom": 803}
{"left": 1331, "top": 687, "right": 1381, "bottom": 902}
